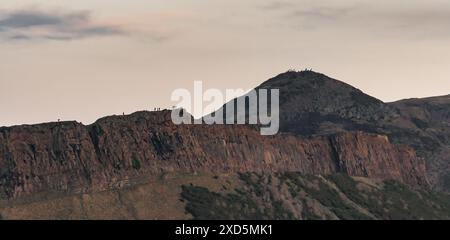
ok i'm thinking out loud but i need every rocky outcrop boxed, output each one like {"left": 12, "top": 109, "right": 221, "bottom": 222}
{"left": 329, "top": 132, "right": 426, "bottom": 187}
{"left": 389, "top": 95, "right": 450, "bottom": 191}
{"left": 254, "top": 70, "right": 400, "bottom": 135}
{"left": 216, "top": 70, "right": 447, "bottom": 192}
{"left": 0, "top": 110, "right": 427, "bottom": 200}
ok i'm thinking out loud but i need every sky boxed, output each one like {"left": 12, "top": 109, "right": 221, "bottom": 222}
{"left": 1, "top": 0, "right": 450, "bottom": 126}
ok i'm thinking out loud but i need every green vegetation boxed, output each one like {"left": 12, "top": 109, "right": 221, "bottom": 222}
{"left": 180, "top": 173, "right": 450, "bottom": 220}
{"left": 328, "top": 174, "right": 450, "bottom": 220}
{"left": 131, "top": 155, "right": 141, "bottom": 170}
{"left": 180, "top": 185, "right": 268, "bottom": 220}
{"left": 284, "top": 174, "right": 370, "bottom": 220}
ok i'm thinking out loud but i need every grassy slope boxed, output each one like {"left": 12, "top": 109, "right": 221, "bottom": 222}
{"left": 181, "top": 173, "right": 450, "bottom": 220}
{"left": 1, "top": 172, "right": 449, "bottom": 220}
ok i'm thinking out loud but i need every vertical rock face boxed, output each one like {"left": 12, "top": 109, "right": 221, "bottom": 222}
{"left": 0, "top": 122, "right": 98, "bottom": 198}
{"left": 389, "top": 95, "right": 450, "bottom": 191}
{"left": 0, "top": 110, "right": 427, "bottom": 200}
{"left": 329, "top": 132, "right": 427, "bottom": 186}
{"left": 247, "top": 71, "right": 447, "bottom": 192}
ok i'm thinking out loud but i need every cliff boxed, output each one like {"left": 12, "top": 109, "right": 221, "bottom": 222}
{"left": 389, "top": 95, "right": 450, "bottom": 191}
{"left": 213, "top": 70, "right": 448, "bottom": 192}
{"left": 0, "top": 110, "right": 427, "bottom": 200}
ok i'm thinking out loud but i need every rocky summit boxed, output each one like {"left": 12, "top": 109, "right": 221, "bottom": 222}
{"left": 0, "top": 110, "right": 427, "bottom": 200}
{"left": 0, "top": 71, "right": 449, "bottom": 220}
{"left": 213, "top": 71, "right": 450, "bottom": 192}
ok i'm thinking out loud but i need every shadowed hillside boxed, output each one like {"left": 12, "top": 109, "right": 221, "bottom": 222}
{"left": 0, "top": 71, "right": 449, "bottom": 219}
{"left": 213, "top": 70, "right": 450, "bottom": 192}
{"left": 1, "top": 173, "right": 449, "bottom": 220}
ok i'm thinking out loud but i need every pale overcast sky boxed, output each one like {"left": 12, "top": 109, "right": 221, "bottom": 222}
{"left": 1, "top": 0, "right": 450, "bottom": 126}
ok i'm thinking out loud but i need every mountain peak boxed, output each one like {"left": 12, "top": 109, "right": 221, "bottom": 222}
{"left": 209, "top": 71, "right": 396, "bottom": 136}
{"left": 256, "top": 70, "right": 387, "bottom": 110}
{"left": 258, "top": 70, "right": 353, "bottom": 90}
{"left": 253, "top": 71, "right": 395, "bottom": 135}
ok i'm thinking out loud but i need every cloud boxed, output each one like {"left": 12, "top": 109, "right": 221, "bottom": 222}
{"left": 258, "top": 1, "right": 296, "bottom": 11}
{"left": 260, "top": 1, "right": 356, "bottom": 21}
{"left": 0, "top": 8, "right": 125, "bottom": 41}
{"left": 257, "top": 1, "right": 358, "bottom": 29}
{"left": 257, "top": 1, "right": 450, "bottom": 39}
{"left": 291, "top": 6, "right": 354, "bottom": 20}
